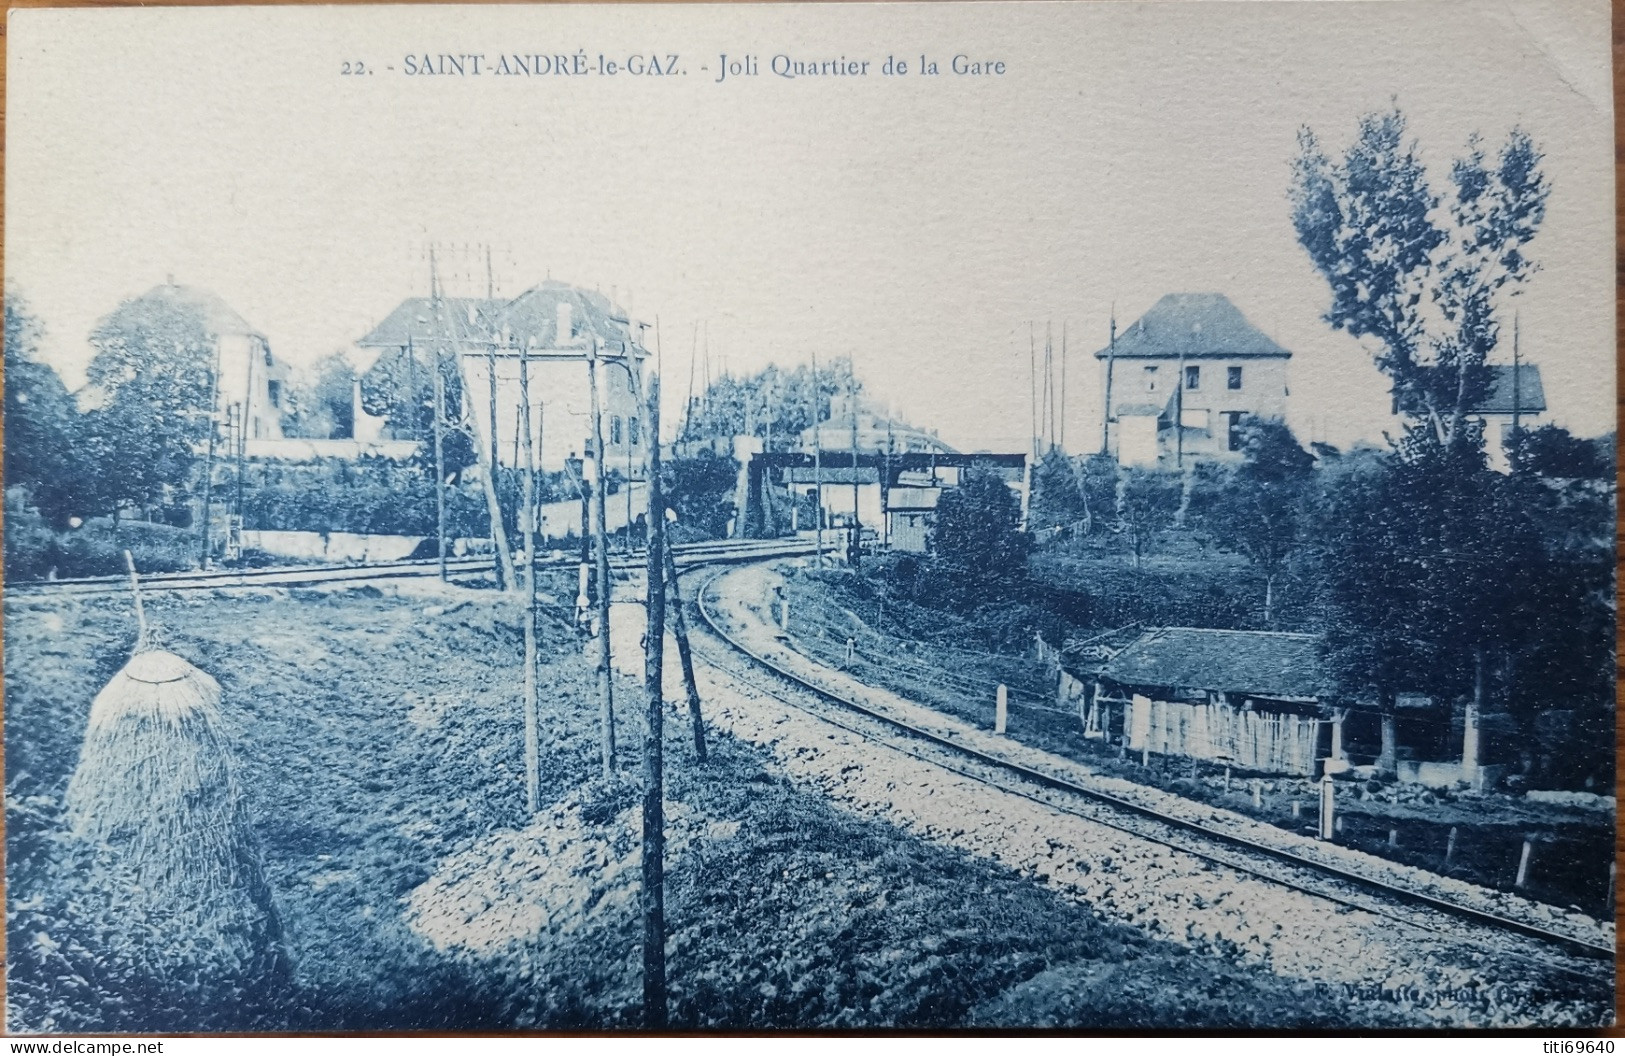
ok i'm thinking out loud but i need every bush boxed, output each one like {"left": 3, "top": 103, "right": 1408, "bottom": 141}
{"left": 4, "top": 506, "right": 199, "bottom": 581}
{"left": 665, "top": 453, "right": 738, "bottom": 540}
{"left": 236, "top": 459, "right": 584, "bottom": 540}
{"left": 4, "top": 496, "right": 63, "bottom": 581}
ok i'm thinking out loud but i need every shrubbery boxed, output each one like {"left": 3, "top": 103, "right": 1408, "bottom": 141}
{"left": 239, "top": 459, "right": 586, "bottom": 539}
{"left": 241, "top": 460, "right": 484, "bottom": 537}
{"left": 4, "top": 502, "right": 199, "bottom": 581}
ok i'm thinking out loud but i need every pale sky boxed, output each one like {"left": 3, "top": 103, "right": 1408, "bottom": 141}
{"left": 6, "top": 0, "right": 1614, "bottom": 453}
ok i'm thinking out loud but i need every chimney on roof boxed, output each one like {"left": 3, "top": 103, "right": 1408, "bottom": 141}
{"left": 557, "top": 301, "right": 573, "bottom": 343}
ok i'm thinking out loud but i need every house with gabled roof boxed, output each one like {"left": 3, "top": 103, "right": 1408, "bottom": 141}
{"left": 1096, "top": 293, "right": 1292, "bottom": 467}
{"left": 351, "top": 280, "right": 649, "bottom": 473}
{"left": 1393, "top": 363, "right": 1546, "bottom": 473}
{"left": 81, "top": 281, "right": 293, "bottom": 443}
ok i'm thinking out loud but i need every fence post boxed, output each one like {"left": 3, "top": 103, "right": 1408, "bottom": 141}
{"left": 995, "top": 683, "right": 1008, "bottom": 734}
{"left": 1388, "top": 828, "right": 1399, "bottom": 848}
{"left": 1318, "top": 773, "right": 1335, "bottom": 841}
{"left": 846, "top": 637, "right": 855, "bottom": 665}
{"left": 1251, "top": 778, "right": 1263, "bottom": 810}
{"left": 1515, "top": 839, "right": 1533, "bottom": 889}
{"left": 778, "top": 596, "right": 790, "bottom": 633}
{"left": 1445, "top": 826, "right": 1458, "bottom": 867}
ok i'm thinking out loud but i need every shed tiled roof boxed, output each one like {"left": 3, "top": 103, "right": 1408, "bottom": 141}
{"left": 1098, "top": 627, "right": 1325, "bottom": 700}
{"left": 1095, "top": 294, "right": 1292, "bottom": 361}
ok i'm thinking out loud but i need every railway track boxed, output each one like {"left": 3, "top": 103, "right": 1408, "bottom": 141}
{"left": 6, "top": 537, "right": 816, "bottom": 597}
{"left": 688, "top": 562, "right": 1614, "bottom": 992}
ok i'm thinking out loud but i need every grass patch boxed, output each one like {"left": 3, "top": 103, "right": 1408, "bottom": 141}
{"left": 7, "top": 584, "right": 1392, "bottom": 1030}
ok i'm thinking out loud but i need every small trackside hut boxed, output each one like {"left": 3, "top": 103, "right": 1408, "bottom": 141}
{"left": 1089, "top": 627, "right": 1327, "bottom": 776}
{"left": 1078, "top": 626, "right": 1507, "bottom": 786}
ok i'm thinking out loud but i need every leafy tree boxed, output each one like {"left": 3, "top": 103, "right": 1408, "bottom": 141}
{"left": 1187, "top": 420, "right": 1314, "bottom": 625}
{"left": 1292, "top": 106, "right": 1565, "bottom": 778}
{"left": 1030, "top": 451, "right": 1125, "bottom": 542}
{"left": 1115, "top": 469, "right": 1181, "bottom": 570}
{"left": 681, "top": 357, "right": 861, "bottom": 448}
{"left": 283, "top": 353, "right": 356, "bottom": 440}
{"left": 1028, "top": 450, "right": 1085, "bottom": 534}
{"left": 1497, "top": 469, "right": 1615, "bottom": 786}
{"left": 82, "top": 292, "right": 216, "bottom": 517}
{"left": 1511, "top": 424, "right": 1613, "bottom": 481}
{"left": 663, "top": 452, "right": 738, "bottom": 540}
{"left": 930, "top": 466, "right": 1028, "bottom": 586}
{"left": 1315, "top": 446, "right": 1548, "bottom": 775}
{"left": 4, "top": 290, "right": 90, "bottom": 528}
{"left": 358, "top": 345, "right": 477, "bottom": 477}
{"left": 1291, "top": 106, "right": 1549, "bottom": 457}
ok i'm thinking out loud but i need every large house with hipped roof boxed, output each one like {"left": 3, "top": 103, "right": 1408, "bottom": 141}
{"left": 1097, "top": 293, "right": 1292, "bottom": 467}
{"left": 351, "top": 279, "right": 650, "bottom": 475}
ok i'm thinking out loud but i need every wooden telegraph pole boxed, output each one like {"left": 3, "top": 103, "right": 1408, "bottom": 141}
{"left": 1060, "top": 322, "right": 1068, "bottom": 452}
{"left": 663, "top": 540, "right": 707, "bottom": 762}
{"left": 812, "top": 354, "right": 823, "bottom": 569}
{"left": 486, "top": 246, "right": 501, "bottom": 506}
{"left": 1176, "top": 325, "right": 1188, "bottom": 469}
{"left": 640, "top": 373, "right": 668, "bottom": 1028}
{"left": 1029, "top": 323, "right": 1037, "bottom": 463}
{"left": 427, "top": 252, "right": 449, "bottom": 582}
{"left": 650, "top": 317, "right": 708, "bottom": 762}
{"left": 849, "top": 382, "right": 860, "bottom": 567}
{"left": 432, "top": 245, "right": 515, "bottom": 592}
{"left": 1101, "top": 310, "right": 1117, "bottom": 456}
{"left": 518, "top": 334, "right": 540, "bottom": 813}
{"left": 589, "top": 335, "right": 617, "bottom": 775}
{"left": 198, "top": 342, "right": 222, "bottom": 569}
{"left": 431, "top": 341, "right": 449, "bottom": 583}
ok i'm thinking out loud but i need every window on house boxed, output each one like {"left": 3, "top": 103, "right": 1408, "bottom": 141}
{"left": 1185, "top": 366, "right": 1200, "bottom": 390}
{"left": 1228, "top": 366, "right": 1243, "bottom": 390}
{"left": 610, "top": 416, "right": 623, "bottom": 446}
{"left": 1144, "top": 365, "right": 1158, "bottom": 392}
{"left": 267, "top": 380, "right": 283, "bottom": 407}
{"left": 629, "top": 416, "right": 640, "bottom": 446}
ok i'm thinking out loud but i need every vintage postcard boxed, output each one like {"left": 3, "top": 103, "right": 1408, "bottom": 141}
{"left": 3, "top": 0, "right": 1615, "bottom": 1033}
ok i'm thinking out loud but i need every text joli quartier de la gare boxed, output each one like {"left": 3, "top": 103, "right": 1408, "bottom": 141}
{"left": 340, "top": 52, "right": 1009, "bottom": 79}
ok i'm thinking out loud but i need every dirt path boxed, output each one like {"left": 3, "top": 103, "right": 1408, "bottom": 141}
{"left": 606, "top": 562, "right": 1609, "bottom": 1028}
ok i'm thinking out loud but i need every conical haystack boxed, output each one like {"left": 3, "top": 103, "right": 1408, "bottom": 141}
{"left": 64, "top": 649, "right": 288, "bottom": 984}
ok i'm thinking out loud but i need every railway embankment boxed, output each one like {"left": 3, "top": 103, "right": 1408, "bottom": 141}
{"left": 6, "top": 574, "right": 1389, "bottom": 1030}
{"left": 686, "top": 560, "right": 1612, "bottom": 1027}
{"left": 740, "top": 561, "right": 1615, "bottom": 946}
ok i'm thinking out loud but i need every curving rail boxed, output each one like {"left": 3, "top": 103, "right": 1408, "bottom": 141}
{"left": 690, "top": 563, "right": 1615, "bottom": 971}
